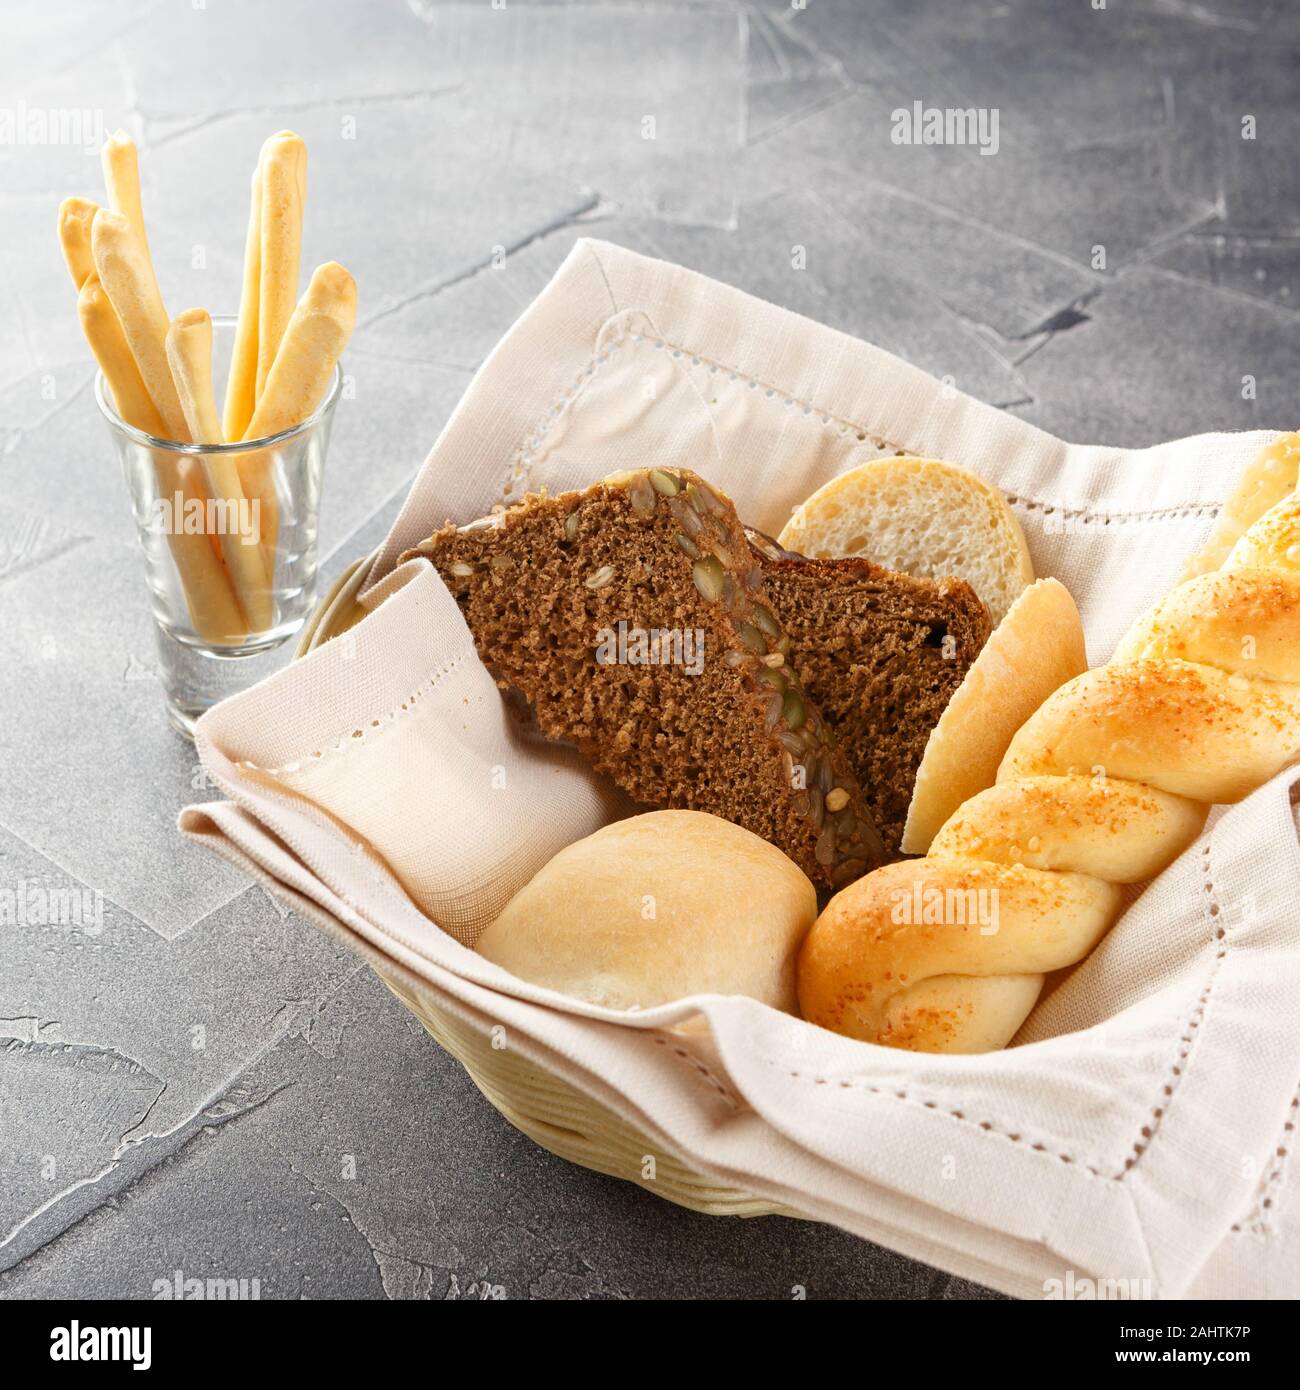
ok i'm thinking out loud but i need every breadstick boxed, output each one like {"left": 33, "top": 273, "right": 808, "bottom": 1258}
{"left": 255, "top": 131, "right": 307, "bottom": 398}
{"left": 91, "top": 208, "right": 188, "bottom": 440}
{"left": 241, "top": 261, "right": 355, "bottom": 570}
{"left": 167, "top": 310, "right": 274, "bottom": 631}
{"left": 223, "top": 155, "right": 263, "bottom": 442}
{"left": 80, "top": 280, "right": 244, "bottom": 643}
{"left": 78, "top": 275, "right": 166, "bottom": 435}
{"left": 165, "top": 309, "right": 224, "bottom": 443}
{"left": 101, "top": 129, "right": 152, "bottom": 261}
{"left": 160, "top": 454, "right": 249, "bottom": 645}
{"left": 57, "top": 197, "right": 99, "bottom": 290}
{"left": 243, "top": 262, "right": 355, "bottom": 440}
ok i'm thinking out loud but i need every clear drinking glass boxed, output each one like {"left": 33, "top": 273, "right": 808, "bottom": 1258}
{"left": 97, "top": 315, "right": 339, "bottom": 736}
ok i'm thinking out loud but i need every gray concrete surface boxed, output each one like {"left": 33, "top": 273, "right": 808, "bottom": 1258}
{"left": 1, "top": 0, "right": 1296, "bottom": 1300}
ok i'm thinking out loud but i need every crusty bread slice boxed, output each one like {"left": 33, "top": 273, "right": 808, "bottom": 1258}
{"left": 901, "top": 577, "right": 1086, "bottom": 853}
{"left": 748, "top": 531, "right": 989, "bottom": 856}
{"left": 404, "top": 468, "right": 887, "bottom": 890}
{"left": 778, "top": 457, "right": 1034, "bottom": 627}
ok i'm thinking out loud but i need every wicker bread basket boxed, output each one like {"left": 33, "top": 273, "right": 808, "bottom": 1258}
{"left": 296, "top": 551, "right": 794, "bottom": 1218}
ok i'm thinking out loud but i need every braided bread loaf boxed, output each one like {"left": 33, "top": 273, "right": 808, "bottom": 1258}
{"left": 798, "top": 489, "right": 1300, "bottom": 1053}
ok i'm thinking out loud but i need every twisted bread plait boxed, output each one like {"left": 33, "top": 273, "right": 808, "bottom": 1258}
{"left": 798, "top": 489, "right": 1300, "bottom": 1053}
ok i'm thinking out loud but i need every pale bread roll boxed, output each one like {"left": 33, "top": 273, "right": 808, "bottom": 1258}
{"left": 1179, "top": 431, "right": 1299, "bottom": 581}
{"left": 476, "top": 810, "right": 817, "bottom": 1012}
{"left": 778, "top": 457, "right": 1034, "bottom": 625}
{"left": 901, "top": 578, "right": 1086, "bottom": 853}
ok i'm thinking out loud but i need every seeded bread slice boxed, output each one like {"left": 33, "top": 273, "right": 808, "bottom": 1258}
{"left": 748, "top": 531, "right": 990, "bottom": 855}
{"left": 404, "top": 469, "right": 887, "bottom": 889}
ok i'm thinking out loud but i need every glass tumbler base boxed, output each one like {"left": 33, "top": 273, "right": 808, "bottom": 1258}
{"left": 155, "top": 620, "right": 304, "bottom": 740}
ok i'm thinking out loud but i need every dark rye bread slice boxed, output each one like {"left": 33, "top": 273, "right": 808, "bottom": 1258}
{"left": 748, "top": 531, "right": 990, "bottom": 855}
{"left": 403, "top": 468, "right": 886, "bottom": 889}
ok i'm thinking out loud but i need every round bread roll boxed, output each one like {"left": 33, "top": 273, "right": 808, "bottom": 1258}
{"left": 476, "top": 810, "right": 817, "bottom": 1012}
{"left": 777, "top": 456, "right": 1034, "bottom": 626}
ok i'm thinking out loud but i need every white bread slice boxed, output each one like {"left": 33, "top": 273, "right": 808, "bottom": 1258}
{"left": 778, "top": 457, "right": 1034, "bottom": 626}
{"left": 901, "top": 577, "right": 1086, "bottom": 853}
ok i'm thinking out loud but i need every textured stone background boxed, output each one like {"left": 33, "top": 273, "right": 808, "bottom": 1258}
{"left": 1, "top": 0, "right": 1296, "bottom": 1300}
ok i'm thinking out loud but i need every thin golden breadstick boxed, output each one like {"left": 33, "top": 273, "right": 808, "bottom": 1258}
{"left": 91, "top": 208, "right": 188, "bottom": 440}
{"left": 167, "top": 309, "right": 274, "bottom": 631}
{"left": 242, "top": 261, "right": 355, "bottom": 570}
{"left": 223, "top": 155, "right": 263, "bottom": 442}
{"left": 255, "top": 131, "right": 307, "bottom": 398}
{"left": 58, "top": 197, "right": 99, "bottom": 290}
{"left": 80, "top": 279, "right": 244, "bottom": 642}
{"left": 162, "top": 455, "right": 249, "bottom": 644}
{"left": 78, "top": 274, "right": 166, "bottom": 435}
{"left": 244, "top": 262, "right": 356, "bottom": 440}
{"left": 101, "top": 129, "right": 152, "bottom": 260}
{"left": 165, "top": 309, "right": 224, "bottom": 443}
